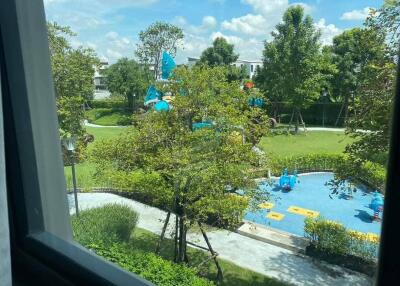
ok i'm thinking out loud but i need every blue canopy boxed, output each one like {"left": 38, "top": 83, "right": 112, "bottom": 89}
{"left": 154, "top": 100, "right": 170, "bottom": 112}
{"left": 161, "top": 51, "right": 176, "bottom": 80}
{"left": 144, "top": 85, "right": 162, "bottom": 106}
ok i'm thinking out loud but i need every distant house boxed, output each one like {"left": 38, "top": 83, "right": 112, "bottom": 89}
{"left": 187, "top": 57, "right": 262, "bottom": 79}
{"left": 93, "top": 61, "right": 111, "bottom": 99}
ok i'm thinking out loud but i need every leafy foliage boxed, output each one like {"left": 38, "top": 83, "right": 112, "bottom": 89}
{"left": 91, "top": 65, "right": 269, "bottom": 262}
{"left": 71, "top": 204, "right": 138, "bottom": 245}
{"left": 135, "top": 22, "right": 184, "bottom": 78}
{"left": 304, "top": 217, "right": 378, "bottom": 260}
{"left": 105, "top": 58, "right": 152, "bottom": 111}
{"left": 47, "top": 22, "right": 99, "bottom": 162}
{"left": 255, "top": 6, "right": 334, "bottom": 131}
{"left": 198, "top": 37, "right": 239, "bottom": 66}
{"left": 88, "top": 242, "right": 214, "bottom": 286}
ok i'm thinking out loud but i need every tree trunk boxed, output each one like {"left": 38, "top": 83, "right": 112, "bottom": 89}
{"left": 198, "top": 222, "right": 223, "bottom": 281}
{"left": 294, "top": 108, "right": 300, "bottom": 134}
{"left": 155, "top": 212, "right": 171, "bottom": 254}
{"left": 335, "top": 96, "right": 348, "bottom": 126}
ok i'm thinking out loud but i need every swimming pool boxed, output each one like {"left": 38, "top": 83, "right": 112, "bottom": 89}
{"left": 245, "top": 172, "right": 382, "bottom": 237}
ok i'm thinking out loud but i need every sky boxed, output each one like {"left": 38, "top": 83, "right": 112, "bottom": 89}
{"left": 43, "top": 0, "right": 385, "bottom": 64}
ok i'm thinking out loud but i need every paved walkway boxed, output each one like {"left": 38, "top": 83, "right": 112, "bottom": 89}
{"left": 83, "top": 120, "right": 125, "bottom": 128}
{"left": 68, "top": 193, "right": 373, "bottom": 286}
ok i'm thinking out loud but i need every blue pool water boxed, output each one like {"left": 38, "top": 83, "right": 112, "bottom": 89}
{"left": 245, "top": 172, "right": 382, "bottom": 237}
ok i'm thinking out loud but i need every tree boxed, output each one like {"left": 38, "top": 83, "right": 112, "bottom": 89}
{"left": 257, "top": 6, "right": 332, "bottom": 132}
{"left": 105, "top": 58, "right": 152, "bottom": 111}
{"left": 91, "top": 66, "right": 268, "bottom": 276}
{"left": 198, "top": 37, "right": 239, "bottom": 66}
{"left": 345, "top": 61, "right": 396, "bottom": 165}
{"left": 366, "top": 0, "right": 400, "bottom": 53}
{"left": 330, "top": 28, "right": 387, "bottom": 125}
{"left": 47, "top": 22, "right": 99, "bottom": 160}
{"left": 135, "top": 22, "right": 184, "bottom": 79}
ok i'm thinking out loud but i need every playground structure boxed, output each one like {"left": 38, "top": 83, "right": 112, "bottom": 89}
{"left": 279, "top": 168, "right": 297, "bottom": 190}
{"left": 370, "top": 191, "right": 384, "bottom": 221}
{"left": 143, "top": 51, "right": 266, "bottom": 133}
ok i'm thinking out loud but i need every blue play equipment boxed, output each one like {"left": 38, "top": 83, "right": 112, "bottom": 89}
{"left": 370, "top": 191, "right": 384, "bottom": 220}
{"left": 192, "top": 121, "right": 213, "bottom": 131}
{"left": 161, "top": 51, "right": 176, "bottom": 80}
{"left": 144, "top": 51, "right": 178, "bottom": 110}
{"left": 279, "top": 168, "right": 297, "bottom": 190}
{"left": 249, "top": 97, "right": 264, "bottom": 107}
{"left": 144, "top": 85, "right": 162, "bottom": 106}
{"left": 154, "top": 100, "right": 170, "bottom": 112}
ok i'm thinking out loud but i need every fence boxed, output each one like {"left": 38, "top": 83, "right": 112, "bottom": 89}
{"left": 266, "top": 102, "right": 346, "bottom": 127}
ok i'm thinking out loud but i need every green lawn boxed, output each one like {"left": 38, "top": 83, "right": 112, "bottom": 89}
{"left": 86, "top": 108, "right": 132, "bottom": 126}
{"left": 64, "top": 127, "right": 125, "bottom": 189}
{"left": 130, "top": 227, "right": 288, "bottom": 286}
{"left": 86, "top": 126, "right": 126, "bottom": 143}
{"left": 258, "top": 131, "right": 353, "bottom": 158}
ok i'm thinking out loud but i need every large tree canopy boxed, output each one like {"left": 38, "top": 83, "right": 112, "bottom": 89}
{"left": 135, "top": 22, "right": 184, "bottom": 79}
{"left": 47, "top": 22, "right": 99, "bottom": 161}
{"left": 256, "top": 6, "right": 333, "bottom": 132}
{"left": 330, "top": 28, "right": 387, "bottom": 125}
{"left": 91, "top": 65, "right": 268, "bottom": 266}
{"left": 198, "top": 37, "right": 239, "bottom": 66}
{"left": 105, "top": 58, "right": 152, "bottom": 111}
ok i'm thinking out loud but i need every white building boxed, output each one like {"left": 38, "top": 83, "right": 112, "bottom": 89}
{"left": 187, "top": 57, "right": 262, "bottom": 79}
{"left": 93, "top": 61, "right": 111, "bottom": 99}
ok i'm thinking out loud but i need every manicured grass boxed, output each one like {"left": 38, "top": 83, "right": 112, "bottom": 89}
{"left": 64, "top": 127, "right": 125, "bottom": 189}
{"left": 86, "top": 126, "right": 126, "bottom": 144}
{"left": 129, "top": 227, "right": 288, "bottom": 286}
{"left": 86, "top": 108, "right": 132, "bottom": 126}
{"left": 258, "top": 131, "right": 353, "bottom": 158}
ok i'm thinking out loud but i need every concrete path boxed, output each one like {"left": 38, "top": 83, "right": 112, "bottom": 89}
{"left": 68, "top": 193, "right": 373, "bottom": 286}
{"left": 83, "top": 120, "right": 126, "bottom": 128}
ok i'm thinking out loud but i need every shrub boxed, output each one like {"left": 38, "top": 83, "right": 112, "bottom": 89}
{"left": 88, "top": 242, "right": 214, "bottom": 286}
{"left": 90, "top": 99, "right": 126, "bottom": 109}
{"left": 269, "top": 153, "right": 342, "bottom": 176}
{"left": 71, "top": 203, "right": 138, "bottom": 245}
{"left": 304, "top": 217, "right": 379, "bottom": 260}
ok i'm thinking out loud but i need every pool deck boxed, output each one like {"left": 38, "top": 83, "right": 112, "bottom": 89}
{"left": 69, "top": 192, "right": 373, "bottom": 286}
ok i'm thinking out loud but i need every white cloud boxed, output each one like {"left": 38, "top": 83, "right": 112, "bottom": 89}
{"left": 106, "top": 48, "right": 123, "bottom": 61}
{"left": 222, "top": 14, "right": 268, "bottom": 36}
{"left": 106, "top": 31, "right": 119, "bottom": 40}
{"left": 173, "top": 15, "right": 218, "bottom": 34}
{"left": 202, "top": 16, "right": 217, "bottom": 29}
{"left": 340, "top": 7, "right": 372, "bottom": 21}
{"left": 314, "top": 18, "right": 342, "bottom": 45}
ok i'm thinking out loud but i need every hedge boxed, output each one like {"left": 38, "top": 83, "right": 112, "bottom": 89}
{"left": 304, "top": 217, "right": 378, "bottom": 275}
{"left": 90, "top": 99, "right": 127, "bottom": 109}
{"left": 88, "top": 242, "right": 214, "bottom": 286}
{"left": 71, "top": 205, "right": 214, "bottom": 286}
{"left": 269, "top": 153, "right": 386, "bottom": 192}
{"left": 71, "top": 203, "right": 139, "bottom": 245}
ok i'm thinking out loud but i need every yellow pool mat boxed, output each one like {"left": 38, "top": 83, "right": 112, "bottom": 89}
{"left": 287, "top": 206, "right": 319, "bottom": 218}
{"left": 266, "top": 211, "right": 285, "bottom": 221}
{"left": 258, "top": 202, "right": 274, "bottom": 209}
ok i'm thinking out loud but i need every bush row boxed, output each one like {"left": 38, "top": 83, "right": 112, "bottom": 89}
{"left": 88, "top": 242, "right": 214, "bottom": 286}
{"left": 71, "top": 203, "right": 139, "bottom": 245}
{"left": 71, "top": 204, "right": 214, "bottom": 286}
{"left": 268, "top": 153, "right": 386, "bottom": 192}
{"left": 304, "top": 217, "right": 378, "bottom": 275}
{"left": 90, "top": 99, "right": 127, "bottom": 109}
